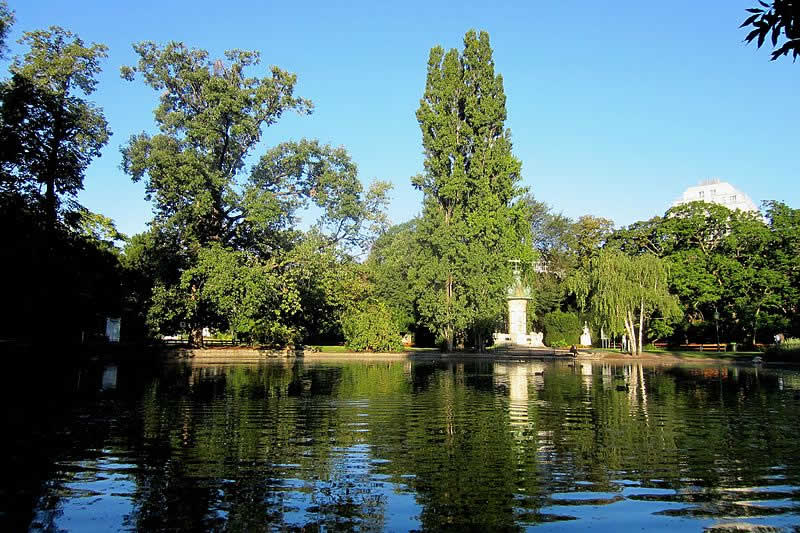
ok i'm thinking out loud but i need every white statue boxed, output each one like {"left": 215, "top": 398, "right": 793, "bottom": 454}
{"left": 621, "top": 334, "right": 627, "bottom": 351}
{"left": 580, "top": 322, "right": 592, "bottom": 346}
{"left": 531, "top": 331, "right": 544, "bottom": 347}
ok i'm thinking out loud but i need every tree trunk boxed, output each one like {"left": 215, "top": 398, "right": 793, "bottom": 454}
{"left": 188, "top": 282, "right": 204, "bottom": 348}
{"left": 43, "top": 106, "right": 65, "bottom": 235}
{"left": 752, "top": 307, "right": 760, "bottom": 348}
{"left": 445, "top": 274, "right": 454, "bottom": 352}
{"left": 625, "top": 311, "right": 637, "bottom": 356}
{"left": 638, "top": 298, "right": 644, "bottom": 355}
{"left": 189, "top": 327, "right": 204, "bottom": 348}
{"left": 44, "top": 179, "right": 57, "bottom": 234}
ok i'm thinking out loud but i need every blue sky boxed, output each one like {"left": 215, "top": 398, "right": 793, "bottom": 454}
{"left": 5, "top": 1, "right": 799, "bottom": 237}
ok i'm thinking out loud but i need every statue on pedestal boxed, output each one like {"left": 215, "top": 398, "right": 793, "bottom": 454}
{"left": 580, "top": 322, "right": 592, "bottom": 346}
{"left": 531, "top": 331, "right": 544, "bottom": 347}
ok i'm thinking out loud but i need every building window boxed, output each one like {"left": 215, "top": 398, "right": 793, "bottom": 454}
{"left": 731, "top": 195, "right": 736, "bottom": 202}
{"left": 711, "top": 189, "right": 716, "bottom": 195}
{"left": 699, "top": 191, "right": 704, "bottom": 197}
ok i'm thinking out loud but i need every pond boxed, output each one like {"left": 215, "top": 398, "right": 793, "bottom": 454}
{"left": 4, "top": 357, "right": 800, "bottom": 531}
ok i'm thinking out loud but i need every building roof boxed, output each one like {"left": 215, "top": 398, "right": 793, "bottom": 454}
{"left": 671, "top": 179, "right": 759, "bottom": 213}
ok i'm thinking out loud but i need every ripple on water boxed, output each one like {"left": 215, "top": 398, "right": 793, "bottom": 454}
{"left": 15, "top": 360, "right": 800, "bottom": 531}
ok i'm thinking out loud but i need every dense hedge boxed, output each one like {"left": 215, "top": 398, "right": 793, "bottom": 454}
{"left": 542, "top": 311, "right": 580, "bottom": 347}
{"left": 342, "top": 301, "right": 403, "bottom": 352}
{"left": 764, "top": 337, "right": 800, "bottom": 362}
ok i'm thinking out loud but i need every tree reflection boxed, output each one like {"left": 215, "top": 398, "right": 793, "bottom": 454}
{"left": 13, "top": 359, "right": 800, "bottom": 531}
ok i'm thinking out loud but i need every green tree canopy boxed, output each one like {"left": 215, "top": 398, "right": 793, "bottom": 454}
{"left": 608, "top": 201, "right": 796, "bottom": 345}
{"left": 0, "top": 26, "right": 110, "bottom": 230}
{"left": 412, "top": 30, "right": 532, "bottom": 351}
{"left": 570, "top": 249, "right": 680, "bottom": 355}
{"left": 365, "top": 219, "right": 420, "bottom": 335}
{"left": 122, "top": 41, "right": 390, "bottom": 346}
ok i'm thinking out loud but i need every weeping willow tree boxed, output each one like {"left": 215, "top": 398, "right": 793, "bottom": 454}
{"left": 569, "top": 249, "right": 680, "bottom": 355}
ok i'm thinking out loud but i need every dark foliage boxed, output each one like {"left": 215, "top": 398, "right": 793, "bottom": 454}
{"left": 0, "top": 193, "right": 123, "bottom": 344}
{"left": 741, "top": 1, "right": 800, "bottom": 61}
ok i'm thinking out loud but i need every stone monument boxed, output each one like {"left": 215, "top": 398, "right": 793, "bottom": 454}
{"left": 506, "top": 260, "right": 532, "bottom": 345}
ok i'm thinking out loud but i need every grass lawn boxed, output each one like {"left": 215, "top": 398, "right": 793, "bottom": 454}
{"left": 644, "top": 348, "right": 758, "bottom": 361}
{"left": 587, "top": 347, "right": 758, "bottom": 361}
{"left": 308, "top": 345, "right": 351, "bottom": 353}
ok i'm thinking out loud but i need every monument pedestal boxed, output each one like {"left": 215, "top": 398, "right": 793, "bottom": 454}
{"left": 508, "top": 298, "right": 528, "bottom": 345}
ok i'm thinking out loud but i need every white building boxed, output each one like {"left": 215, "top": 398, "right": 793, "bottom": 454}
{"left": 671, "top": 179, "right": 759, "bottom": 213}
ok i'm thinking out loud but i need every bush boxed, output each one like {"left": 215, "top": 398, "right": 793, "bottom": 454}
{"left": 542, "top": 311, "right": 580, "bottom": 347}
{"left": 342, "top": 301, "right": 403, "bottom": 352}
{"left": 765, "top": 337, "right": 800, "bottom": 362}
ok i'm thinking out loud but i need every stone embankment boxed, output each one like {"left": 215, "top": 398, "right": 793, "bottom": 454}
{"left": 167, "top": 346, "right": 414, "bottom": 363}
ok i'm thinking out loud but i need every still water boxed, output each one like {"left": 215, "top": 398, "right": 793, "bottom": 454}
{"left": 4, "top": 358, "right": 800, "bottom": 531}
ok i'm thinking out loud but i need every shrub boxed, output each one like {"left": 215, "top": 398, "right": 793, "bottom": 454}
{"left": 342, "top": 301, "right": 403, "bottom": 352}
{"left": 542, "top": 311, "right": 580, "bottom": 347}
{"left": 765, "top": 337, "right": 800, "bottom": 362}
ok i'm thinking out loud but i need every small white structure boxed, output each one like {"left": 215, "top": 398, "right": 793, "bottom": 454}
{"left": 580, "top": 322, "right": 592, "bottom": 347}
{"left": 531, "top": 331, "right": 544, "bottom": 347}
{"left": 105, "top": 317, "right": 121, "bottom": 343}
{"left": 671, "top": 179, "right": 758, "bottom": 213}
{"left": 101, "top": 364, "right": 118, "bottom": 390}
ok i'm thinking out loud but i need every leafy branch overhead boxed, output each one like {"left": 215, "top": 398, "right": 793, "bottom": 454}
{"left": 741, "top": 0, "right": 800, "bottom": 61}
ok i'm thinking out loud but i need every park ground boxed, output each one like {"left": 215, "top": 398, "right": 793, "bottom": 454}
{"left": 298, "top": 345, "right": 764, "bottom": 364}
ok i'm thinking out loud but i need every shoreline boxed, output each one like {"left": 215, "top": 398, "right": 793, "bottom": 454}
{"left": 162, "top": 346, "right": 770, "bottom": 366}
{"left": 2, "top": 341, "right": 782, "bottom": 366}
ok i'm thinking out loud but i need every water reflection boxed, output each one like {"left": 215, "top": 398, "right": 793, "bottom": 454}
{"left": 5, "top": 359, "right": 800, "bottom": 531}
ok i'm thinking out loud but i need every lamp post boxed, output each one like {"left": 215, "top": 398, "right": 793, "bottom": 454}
{"left": 714, "top": 308, "right": 720, "bottom": 352}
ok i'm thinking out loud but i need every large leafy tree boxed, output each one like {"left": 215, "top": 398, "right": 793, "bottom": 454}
{"left": 526, "top": 197, "right": 576, "bottom": 318}
{"left": 0, "top": 26, "right": 110, "bottom": 231}
{"left": 0, "top": 23, "right": 120, "bottom": 345}
{"left": 122, "top": 42, "right": 389, "bottom": 346}
{"left": 570, "top": 249, "right": 680, "bottom": 355}
{"left": 365, "top": 219, "right": 421, "bottom": 337}
{"left": 572, "top": 215, "right": 614, "bottom": 260}
{"left": 764, "top": 201, "right": 800, "bottom": 311}
{"left": 121, "top": 42, "right": 312, "bottom": 249}
{"left": 412, "top": 30, "right": 532, "bottom": 351}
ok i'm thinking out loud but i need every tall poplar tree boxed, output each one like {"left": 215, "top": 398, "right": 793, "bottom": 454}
{"left": 413, "top": 30, "right": 532, "bottom": 352}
